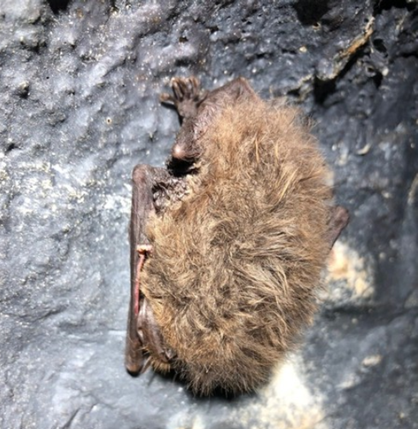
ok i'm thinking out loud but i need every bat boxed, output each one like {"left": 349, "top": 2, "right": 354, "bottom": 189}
{"left": 125, "top": 76, "right": 349, "bottom": 395}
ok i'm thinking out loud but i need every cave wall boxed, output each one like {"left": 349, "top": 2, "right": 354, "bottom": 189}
{"left": 0, "top": 0, "right": 417, "bottom": 428}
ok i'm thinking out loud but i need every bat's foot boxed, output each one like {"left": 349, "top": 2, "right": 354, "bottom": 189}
{"left": 160, "top": 76, "right": 207, "bottom": 119}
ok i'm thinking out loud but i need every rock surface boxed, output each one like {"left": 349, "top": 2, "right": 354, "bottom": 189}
{"left": 0, "top": 0, "right": 417, "bottom": 428}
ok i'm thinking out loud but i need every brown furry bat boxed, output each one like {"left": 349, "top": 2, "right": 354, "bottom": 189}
{"left": 125, "top": 76, "right": 349, "bottom": 395}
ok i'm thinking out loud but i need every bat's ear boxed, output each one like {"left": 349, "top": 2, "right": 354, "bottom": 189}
{"left": 328, "top": 205, "right": 349, "bottom": 248}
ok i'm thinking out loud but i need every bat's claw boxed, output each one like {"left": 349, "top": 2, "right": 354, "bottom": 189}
{"left": 171, "top": 76, "right": 199, "bottom": 101}
{"left": 159, "top": 92, "right": 175, "bottom": 104}
{"left": 161, "top": 76, "right": 207, "bottom": 119}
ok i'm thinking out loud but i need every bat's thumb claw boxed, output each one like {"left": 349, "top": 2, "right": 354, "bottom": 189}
{"left": 160, "top": 93, "right": 175, "bottom": 104}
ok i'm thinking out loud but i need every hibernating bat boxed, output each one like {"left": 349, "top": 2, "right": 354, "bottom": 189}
{"left": 125, "top": 76, "right": 349, "bottom": 395}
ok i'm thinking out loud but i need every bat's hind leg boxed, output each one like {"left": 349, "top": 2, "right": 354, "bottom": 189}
{"left": 160, "top": 76, "right": 207, "bottom": 120}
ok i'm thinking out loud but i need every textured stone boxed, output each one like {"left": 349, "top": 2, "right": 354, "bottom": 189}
{"left": 0, "top": 0, "right": 417, "bottom": 428}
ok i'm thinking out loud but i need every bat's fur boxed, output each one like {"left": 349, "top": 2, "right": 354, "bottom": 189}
{"left": 141, "top": 94, "right": 335, "bottom": 395}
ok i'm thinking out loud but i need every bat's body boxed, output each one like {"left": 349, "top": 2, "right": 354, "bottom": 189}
{"left": 125, "top": 77, "right": 349, "bottom": 395}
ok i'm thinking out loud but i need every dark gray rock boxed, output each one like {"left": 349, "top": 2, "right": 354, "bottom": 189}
{"left": 0, "top": 0, "right": 416, "bottom": 428}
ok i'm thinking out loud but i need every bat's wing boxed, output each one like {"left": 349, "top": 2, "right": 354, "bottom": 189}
{"left": 328, "top": 205, "right": 350, "bottom": 248}
{"left": 125, "top": 165, "right": 169, "bottom": 373}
